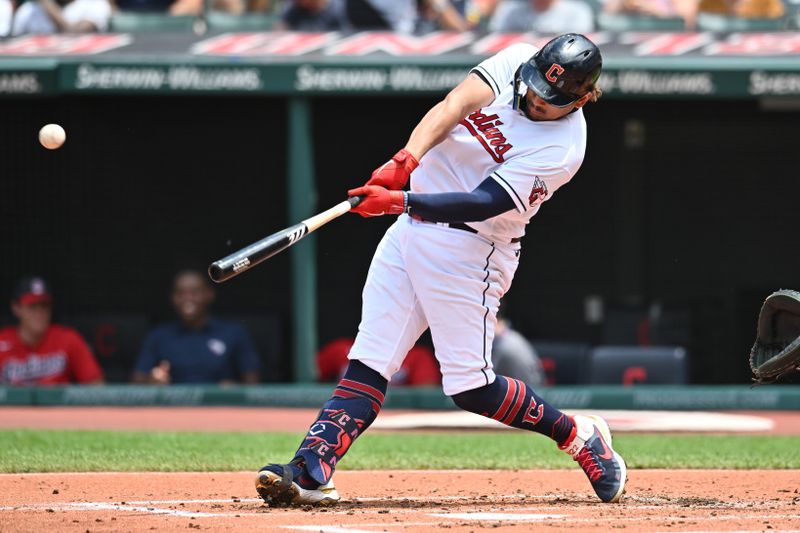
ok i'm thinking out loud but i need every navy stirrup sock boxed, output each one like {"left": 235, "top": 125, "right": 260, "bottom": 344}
{"left": 294, "top": 360, "right": 387, "bottom": 484}
{"left": 452, "top": 375, "right": 574, "bottom": 444}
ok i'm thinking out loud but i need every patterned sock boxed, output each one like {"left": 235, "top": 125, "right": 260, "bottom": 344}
{"left": 451, "top": 375, "right": 574, "bottom": 444}
{"left": 293, "top": 360, "right": 387, "bottom": 484}
{"left": 330, "top": 359, "right": 387, "bottom": 432}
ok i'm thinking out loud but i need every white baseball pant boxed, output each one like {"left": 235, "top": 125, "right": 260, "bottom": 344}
{"left": 349, "top": 214, "right": 521, "bottom": 396}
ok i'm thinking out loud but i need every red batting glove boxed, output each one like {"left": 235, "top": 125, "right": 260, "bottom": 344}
{"left": 365, "top": 149, "right": 419, "bottom": 190}
{"left": 348, "top": 185, "right": 406, "bottom": 218}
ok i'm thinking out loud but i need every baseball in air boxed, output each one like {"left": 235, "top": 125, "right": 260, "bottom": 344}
{"left": 39, "top": 123, "right": 66, "bottom": 150}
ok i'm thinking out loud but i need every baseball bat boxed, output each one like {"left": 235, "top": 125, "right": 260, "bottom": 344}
{"left": 208, "top": 196, "right": 363, "bottom": 283}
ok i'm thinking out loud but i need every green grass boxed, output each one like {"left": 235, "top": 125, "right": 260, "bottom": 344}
{"left": 2, "top": 430, "right": 799, "bottom": 473}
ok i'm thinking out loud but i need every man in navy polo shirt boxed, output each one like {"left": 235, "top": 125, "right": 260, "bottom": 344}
{"left": 132, "top": 269, "right": 261, "bottom": 384}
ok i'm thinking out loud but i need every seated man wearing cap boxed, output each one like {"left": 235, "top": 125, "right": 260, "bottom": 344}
{"left": 0, "top": 277, "right": 104, "bottom": 385}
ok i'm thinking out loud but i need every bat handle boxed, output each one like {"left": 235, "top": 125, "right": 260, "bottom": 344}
{"left": 348, "top": 195, "right": 365, "bottom": 208}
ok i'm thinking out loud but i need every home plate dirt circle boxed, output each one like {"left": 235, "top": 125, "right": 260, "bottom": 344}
{"left": 2, "top": 470, "right": 800, "bottom": 532}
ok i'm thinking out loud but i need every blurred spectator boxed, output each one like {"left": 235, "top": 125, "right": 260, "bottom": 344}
{"left": 603, "top": 0, "right": 696, "bottom": 27}
{"left": 317, "top": 337, "right": 441, "bottom": 386}
{"left": 1, "top": 0, "right": 12, "bottom": 36}
{"left": 697, "top": 0, "right": 785, "bottom": 17}
{"left": 248, "top": 0, "right": 274, "bottom": 11}
{"left": 492, "top": 314, "right": 545, "bottom": 387}
{"left": 489, "top": 0, "right": 594, "bottom": 32}
{"left": 472, "top": 0, "right": 501, "bottom": 19}
{"left": 111, "top": 0, "right": 244, "bottom": 16}
{"left": 111, "top": 0, "right": 172, "bottom": 11}
{"left": 463, "top": 0, "right": 505, "bottom": 27}
{"left": 168, "top": 0, "right": 244, "bottom": 16}
{"left": 277, "top": 0, "right": 351, "bottom": 30}
{"left": 346, "top": 0, "right": 418, "bottom": 32}
{"left": 0, "top": 277, "right": 104, "bottom": 385}
{"left": 738, "top": 0, "right": 785, "bottom": 17}
{"left": 132, "top": 269, "right": 260, "bottom": 385}
{"left": 416, "top": 0, "right": 474, "bottom": 32}
{"left": 12, "top": 0, "right": 111, "bottom": 34}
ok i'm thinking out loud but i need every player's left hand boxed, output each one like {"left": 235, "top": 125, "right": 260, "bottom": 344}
{"left": 348, "top": 185, "right": 406, "bottom": 217}
{"left": 365, "top": 149, "right": 419, "bottom": 190}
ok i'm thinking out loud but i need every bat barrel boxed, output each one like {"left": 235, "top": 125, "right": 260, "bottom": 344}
{"left": 208, "top": 222, "right": 307, "bottom": 283}
{"left": 208, "top": 261, "right": 235, "bottom": 283}
{"left": 208, "top": 196, "right": 362, "bottom": 283}
{"left": 208, "top": 251, "right": 254, "bottom": 283}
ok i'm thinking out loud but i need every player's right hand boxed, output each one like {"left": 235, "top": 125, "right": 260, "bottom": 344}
{"left": 348, "top": 185, "right": 406, "bottom": 217}
{"left": 365, "top": 149, "right": 419, "bottom": 190}
{"left": 151, "top": 361, "right": 171, "bottom": 385}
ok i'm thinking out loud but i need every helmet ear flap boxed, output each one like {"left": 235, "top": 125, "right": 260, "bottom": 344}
{"left": 512, "top": 65, "right": 526, "bottom": 111}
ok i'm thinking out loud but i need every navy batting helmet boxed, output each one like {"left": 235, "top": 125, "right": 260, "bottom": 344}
{"left": 513, "top": 34, "right": 602, "bottom": 110}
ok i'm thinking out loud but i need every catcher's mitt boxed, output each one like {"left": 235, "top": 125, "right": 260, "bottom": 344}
{"left": 750, "top": 289, "right": 800, "bottom": 384}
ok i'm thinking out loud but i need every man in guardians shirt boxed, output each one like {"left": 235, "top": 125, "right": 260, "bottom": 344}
{"left": 0, "top": 277, "right": 104, "bottom": 385}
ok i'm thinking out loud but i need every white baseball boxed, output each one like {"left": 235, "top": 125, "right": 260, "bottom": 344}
{"left": 39, "top": 123, "right": 66, "bottom": 150}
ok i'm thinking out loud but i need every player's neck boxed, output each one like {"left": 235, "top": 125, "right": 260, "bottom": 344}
{"left": 17, "top": 326, "right": 46, "bottom": 347}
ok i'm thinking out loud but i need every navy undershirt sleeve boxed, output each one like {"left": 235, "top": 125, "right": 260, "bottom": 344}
{"left": 406, "top": 177, "right": 516, "bottom": 222}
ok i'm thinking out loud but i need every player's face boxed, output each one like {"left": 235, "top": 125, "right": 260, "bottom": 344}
{"left": 12, "top": 301, "right": 52, "bottom": 339}
{"left": 522, "top": 89, "right": 586, "bottom": 121}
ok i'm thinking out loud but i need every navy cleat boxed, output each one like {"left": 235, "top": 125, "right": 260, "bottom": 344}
{"left": 255, "top": 460, "right": 340, "bottom": 506}
{"left": 559, "top": 415, "right": 627, "bottom": 503}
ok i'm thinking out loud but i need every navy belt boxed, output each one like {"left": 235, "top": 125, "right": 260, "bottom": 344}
{"left": 447, "top": 222, "right": 521, "bottom": 244}
{"left": 412, "top": 216, "right": 521, "bottom": 244}
{"left": 448, "top": 221, "right": 478, "bottom": 234}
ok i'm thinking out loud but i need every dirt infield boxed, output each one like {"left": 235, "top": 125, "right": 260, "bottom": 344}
{"left": 2, "top": 470, "right": 800, "bottom": 532}
{"left": 3, "top": 407, "right": 800, "bottom": 531}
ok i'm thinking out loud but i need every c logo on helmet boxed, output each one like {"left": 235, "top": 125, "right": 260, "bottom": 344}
{"left": 545, "top": 63, "right": 565, "bottom": 83}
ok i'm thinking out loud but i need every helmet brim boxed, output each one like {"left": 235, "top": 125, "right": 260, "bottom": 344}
{"left": 520, "top": 61, "right": 576, "bottom": 108}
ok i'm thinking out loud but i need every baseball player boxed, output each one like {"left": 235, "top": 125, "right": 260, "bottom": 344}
{"left": 0, "top": 277, "right": 104, "bottom": 385}
{"left": 256, "top": 33, "right": 626, "bottom": 506}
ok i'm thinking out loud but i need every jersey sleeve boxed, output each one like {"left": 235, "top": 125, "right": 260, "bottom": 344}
{"left": 66, "top": 329, "right": 104, "bottom": 383}
{"left": 471, "top": 43, "right": 537, "bottom": 100}
{"left": 490, "top": 155, "right": 573, "bottom": 214}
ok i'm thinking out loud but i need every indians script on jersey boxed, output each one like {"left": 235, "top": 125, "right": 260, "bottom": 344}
{"left": 459, "top": 111, "right": 512, "bottom": 163}
{"left": 2, "top": 352, "right": 67, "bottom": 383}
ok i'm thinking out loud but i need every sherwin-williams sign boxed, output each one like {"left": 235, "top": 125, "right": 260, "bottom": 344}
{"left": 69, "top": 63, "right": 264, "bottom": 92}
{"left": 0, "top": 32, "right": 798, "bottom": 97}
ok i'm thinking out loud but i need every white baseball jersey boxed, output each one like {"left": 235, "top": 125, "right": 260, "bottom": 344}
{"left": 411, "top": 42, "right": 587, "bottom": 243}
{"left": 350, "top": 44, "right": 590, "bottom": 396}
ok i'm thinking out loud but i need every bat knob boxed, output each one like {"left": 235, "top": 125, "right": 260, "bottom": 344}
{"left": 208, "top": 263, "right": 226, "bottom": 283}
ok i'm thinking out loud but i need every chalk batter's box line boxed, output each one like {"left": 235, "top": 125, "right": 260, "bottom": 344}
{"left": 2, "top": 497, "right": 800, "bottom": 530}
